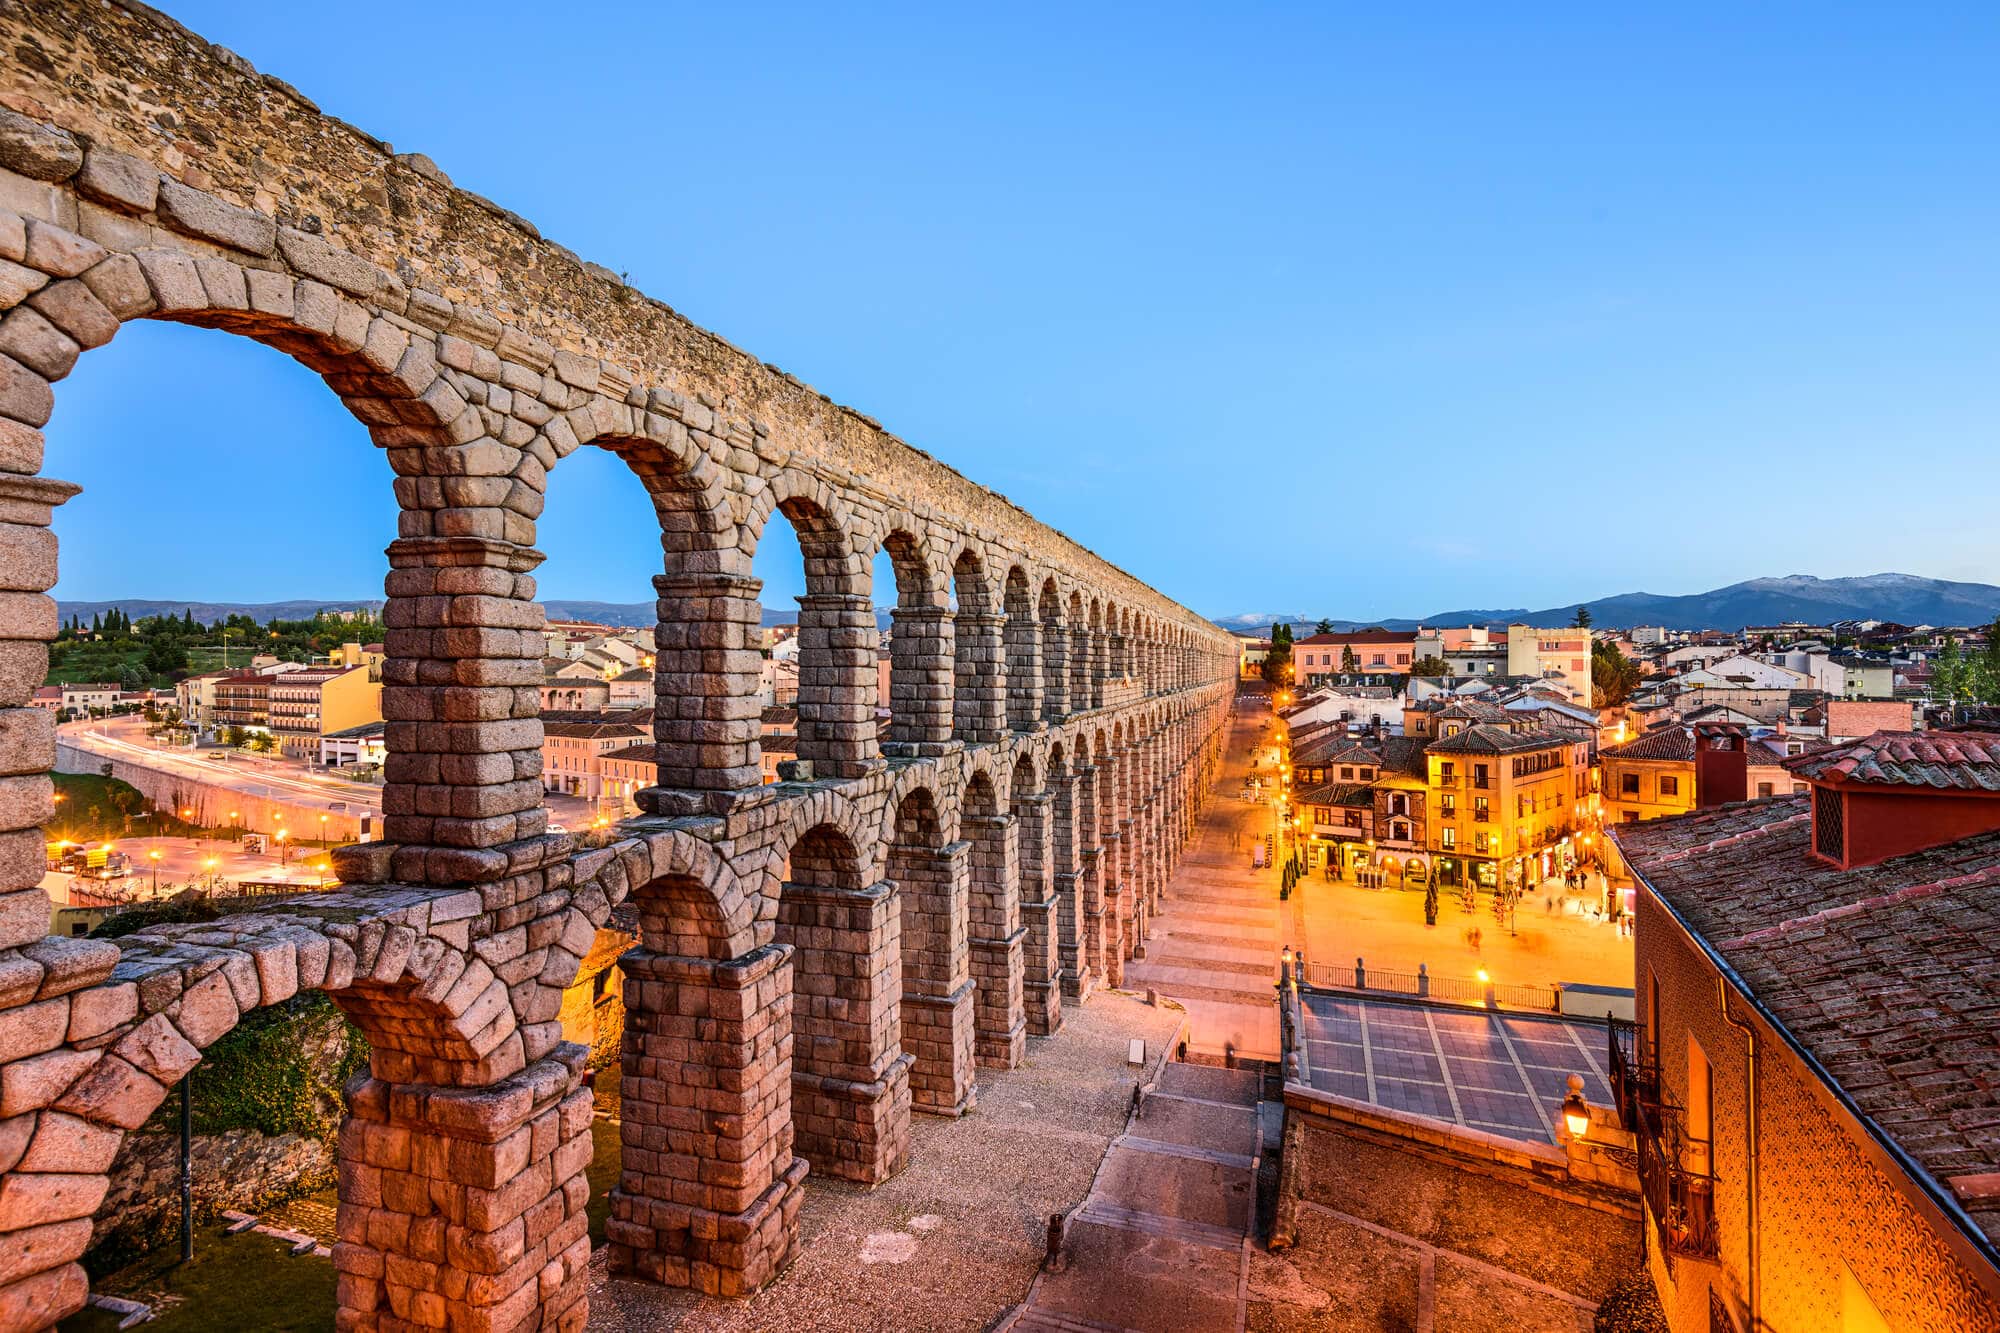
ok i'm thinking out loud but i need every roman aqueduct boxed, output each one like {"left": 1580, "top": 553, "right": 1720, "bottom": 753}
{"left": 0, "top": 2, "right": 1237, "bottom": 1327}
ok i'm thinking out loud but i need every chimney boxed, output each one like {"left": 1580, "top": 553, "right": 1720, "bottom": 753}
{"left": 1694, "top": 723, "right": 1748, "bottom": 808}
{"left": 1801, "top": 732, "right": 2000, "bottom": 869}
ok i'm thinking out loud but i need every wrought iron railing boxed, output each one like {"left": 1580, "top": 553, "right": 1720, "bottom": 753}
{"left": 1610, "top": 1021, "right": 1720, "bottom": 1264}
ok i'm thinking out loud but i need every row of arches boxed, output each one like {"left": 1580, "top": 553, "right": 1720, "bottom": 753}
{"left": 607, "top": 699, "right": 1233, "bottom": 1295}
{"left": 0, "top": 70, "right": 1241, "bottom": 1333}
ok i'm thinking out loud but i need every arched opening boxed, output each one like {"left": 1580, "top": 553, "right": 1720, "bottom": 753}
{"left": 962, "top": 770, "right": 1025, "bottom": 1067}
{"left": 774, "top": 821, "right": 909, "bottom": 1182}
{"left": 605, "top": 868, "right": 804, "bottom": 1293}
{"left": 1003, "top": 566, "right": 1041, "bottom": 732}
{"left": 750, "top": 487, "right": 878, "bottom": 780}
{"left": 874, "top": 528, "right": 950, "bottom": 753}
{"left": 1038, "top": 578, "right": 1067, "bottom": 721}
{"left": 1067, "top": 592, "right": 1090, "bottom": 713}
{"left": 1011, "top": 754, "right": 1061, "bottom": 1037}
{"left": 1047, "top": 740, "right": 1089, "bottom": 1001}
{"left": 886, "top": 784, "right": 974, "bottom": 1114}
{"left": 535, "top": 444, "right": 668, "bottom": 824}
{"left": 951, "top": 548, "right": 1004, "bottom": 744}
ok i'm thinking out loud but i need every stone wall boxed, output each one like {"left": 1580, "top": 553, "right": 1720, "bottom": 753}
{"left": 94, "top": 1123, "right": 330, "bottom": 1258}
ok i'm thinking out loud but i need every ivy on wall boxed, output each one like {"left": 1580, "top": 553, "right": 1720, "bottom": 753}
{"left": 146, "top": 992, "right": 370, "bottom": 1141}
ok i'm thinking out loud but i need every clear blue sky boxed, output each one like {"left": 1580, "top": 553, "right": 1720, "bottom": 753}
{"left": 43, "top": 2, "right": 2000, "bottom": 620}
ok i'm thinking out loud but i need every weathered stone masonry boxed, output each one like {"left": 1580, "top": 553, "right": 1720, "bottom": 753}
{"left": 0, "top": 2, "right": 1237, "bottom": 1328}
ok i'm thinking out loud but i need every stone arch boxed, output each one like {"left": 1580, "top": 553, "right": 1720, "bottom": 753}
{"left": 1003, "top": 564, "right": 1042, "bottom": 732}
{"left": 1067, "top": 590, "right": 1091, "bottom": 713}
{"left": 950, "top": 544, "right": 1005, "bottom": 744}
{"left": 877, "top": 521, "right": 952, "bottom": 750}
{"left": 885, "top": 782, "right": 974, "bottom": 1114}
{"left": 773, "top": 818, "right": 910, "bottom": 1184}
{"left": 743, "top": 470, "right": 878, "bottom": 777}
{"left": 1038, "top": 577, "right": 1069, "bottom": 720}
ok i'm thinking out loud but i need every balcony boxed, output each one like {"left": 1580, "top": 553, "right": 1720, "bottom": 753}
{"left": 1609, "top": 1022, "right": 1720, "bottom": 1264}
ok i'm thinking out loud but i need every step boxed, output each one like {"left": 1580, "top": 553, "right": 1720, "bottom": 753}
{"left": 1156, "top": 1062, "right": 1263, "bottom": 1106}
{"left": 1071, "top": 1199, "right": 1246, "bottom": 1252}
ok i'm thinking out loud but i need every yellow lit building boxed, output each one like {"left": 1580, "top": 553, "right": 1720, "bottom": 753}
{"left": 1425, "top": 724, "right": 1590, "bottom": 891}
{"left": 1600, "top": 726, "right": 1697, "bottom": 827}
{"left": 269, "top": 664, "right": 383, "bottom": 758}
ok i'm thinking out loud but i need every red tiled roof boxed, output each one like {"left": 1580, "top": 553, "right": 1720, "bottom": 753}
{"left": 1294, "top": 630, "right": 1417, "bottom": 646}
{"left": 1785, "top": 730, "right": 2000, "bottom": 791}
{"left": 1615, "top": 798, "right": 2000, "bottom": 1242}
{"left": 1600, "top": 728, "right": 1694, "bottom": 763}
{"left": 1425, "top": 724, "right": 1571, "bottom": 757}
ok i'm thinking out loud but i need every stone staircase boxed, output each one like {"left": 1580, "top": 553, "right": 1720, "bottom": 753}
{"left": 1000, "top": 1062, "right": 1263, "bottom": 1332}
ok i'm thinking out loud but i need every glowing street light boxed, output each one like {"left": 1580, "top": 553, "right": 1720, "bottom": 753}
{"left": 148, "top": 848, "right": 163, "bottom": 893}
{"left": 1562, "top": 1074, "right": 1591, "bottom": 1140}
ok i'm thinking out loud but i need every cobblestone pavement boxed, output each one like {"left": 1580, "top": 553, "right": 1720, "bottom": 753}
{"left": 586, "top": 991, "right": 1183, "bottom": 1331}
{"left": 1125, "top": 700, "right": 1286, "bottom": 1059}
{"left": 1298, "top": 995, "right": 1616, "bottom": 1145}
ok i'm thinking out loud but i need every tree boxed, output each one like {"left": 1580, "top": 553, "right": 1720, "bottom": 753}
{"left": 1590, "top": 638, "right": 1640, "bottom": 708}
{"left": 1260, "top": 622, "right": 1294, "bottom": 686}
{"left": 1410, "top": 655, "right": 1448, "bottom": 678}
{"left": 1933, "top": 635, "right": 1969, "bottom": 704}
{"left": 1315, "top": 619, "right": 1333, "bottom": 635}
{"left": 116, "top": 663, "right": 147, "bottom": 692}
{"left": 1572, "top": 605, "right": 1593, "bottom": 629}
{"left": 1341, "top": 646, "right": 1359, "bottom": 673}
{"left": 144, "top": 635, "right": 187, "bottom": 677}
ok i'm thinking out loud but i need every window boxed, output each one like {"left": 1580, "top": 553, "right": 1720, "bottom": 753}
{"left": 1390, "top": 794, "right": 1407, "bottom": 815}
{"left": 1474, "top": 831, "right": 1490, "bottom": 853}
{"left": 1359, "top": 767, "right": 1374, "bottom": 780}
{"left": 1344, "top": 810, "right": 1362, "bottom": 829}
{"left": 1687, "top": 1036, "right": 1713, "bottom": 1174}
{"left": 1621, "top": 772, "right": 1640, "bottom": 795}
{"left": 1622, "top": 810, "right": 1639, "bottom": 823}
{"left": 1441, "top": 796, "right": 1457, "bottom": 818}
{"left": 1473, "top": 764, "right": 1489, "bottom": 788}
{"left": 1792, "top": 782, "right": 1807, "bottom": 795}
{"left": 1441, "top": 827, "right": 1456, "bottom": 849}
{"left": 1473, "top": 796, "right": 1489, "bottom": 822}
{"left": 1340, "top": 766, "right": 1353, "bottom": 779}
{"left": 1440, "top": 763, "right": 1455, "bottom": 781}
{"left": 1659, "top": 776, "right": 1680, "bottom": 797}
{"left": 1756, "top": 782, "right": 1773, "bottom": 798}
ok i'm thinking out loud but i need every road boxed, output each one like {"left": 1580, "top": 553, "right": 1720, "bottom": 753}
{"left": 64, "top": 715, "right": 384, "bottom": 819}
{"left": 59, "top": 716, "right": 602, "bottom": 831}
{"left": 1125, "top": 696, "right": 1289, "bottom": 1060}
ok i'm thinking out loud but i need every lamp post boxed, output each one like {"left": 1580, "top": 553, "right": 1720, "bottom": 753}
{"left": 203, "top": 857, "right": 219, "bottom": 893}
{"left": 275, "top": 828, "right": 288, "bottom": 870}
{"left": 148, "top": 848, "right": 162, "bottom": 894}
{"left": 1562, "top": 1073, "right": 1591, "bottom": 1141}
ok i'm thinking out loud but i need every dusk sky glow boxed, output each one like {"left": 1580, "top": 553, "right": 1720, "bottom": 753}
{"left": 40, "top": 2, "right": 2000, "bottom": 620}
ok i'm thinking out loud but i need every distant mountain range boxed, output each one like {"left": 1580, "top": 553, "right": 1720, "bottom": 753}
{"left": 54, "top": 599, "right": 892, "bottom": 631}
{"left": 58, "top": 573, "right": 2000, "bottom": 640}
{"left": 1213, "top": 574, "right": 2000, "bottom": 635}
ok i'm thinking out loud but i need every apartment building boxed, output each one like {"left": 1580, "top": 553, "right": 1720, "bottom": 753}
{"left": 267, "top": 664, "right": 382, "bottom": 758}
{"left": 1614, "top": 732, "right": 2000, "bottom": 1332}
{"left": 1425, "top": 724, "right": 1590, "bottom": 890}
{"left": 1505, "top": 624, "right": 1593, "bottom": 703}
{"left": 1291, "top": 630, "right": 1419, "bottom": 687}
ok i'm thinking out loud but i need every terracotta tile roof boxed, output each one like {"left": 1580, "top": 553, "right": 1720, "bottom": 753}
{"left": 1615, "top": 798, "right": 2000, "bottom": 1243}
{"left": 1294, "top": 630, "right": 1417, "bottom": 646}
{"left": 1378, "top": 736, "right": 1429, "bottom": 778}
{"left": 1425, "top": 724, "right": 1572, "bottom": 757}
{"left": 1600, "top": 728, "right": 1695, "bottom": 763}
{"left": 1785, "top": 730, "right": 2000, "bottom": 791}
{"left": 542, "top": 722, "right": 646, "bottom": 740}
{"left": 1294, "top": 781, "right": 1373, "bottom": 808}
{"left": 1292, "top": 735, "right": 1378, "bottom": 768}
{"left": 1434, "top": 699, "right": 1512, "bottom": 723}
{"left": 600, "top": 744, "right": 657, "bottom": 762}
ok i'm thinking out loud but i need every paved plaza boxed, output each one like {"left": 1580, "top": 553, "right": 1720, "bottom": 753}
{"left": 1297, "top": 994, "right": 1617, "bottom": 1145}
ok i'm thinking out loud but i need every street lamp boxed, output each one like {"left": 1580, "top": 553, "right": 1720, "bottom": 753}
{"left": 203, "top": 857, "right": 219, "bottom": 892}
{"left": 148, "top": 848, "right": 162, "bottom": 893}
{"left": 1562, "top": 1074, "right": 1591, "bottom": 1140}
{"left": 275, "top": 828, "right": 288, "bottom": 868}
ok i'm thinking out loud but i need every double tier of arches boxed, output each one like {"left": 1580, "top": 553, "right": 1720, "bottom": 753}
{"left": 0, "top": 33, "right": 1240, "bottom": 1331}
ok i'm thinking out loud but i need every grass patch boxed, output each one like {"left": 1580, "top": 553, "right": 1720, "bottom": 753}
{"left": 60, "top": 1225, "right": 335, "bottom": 1332}
{"left": 49, "top": 773, "right": 201, "bottom": 843}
